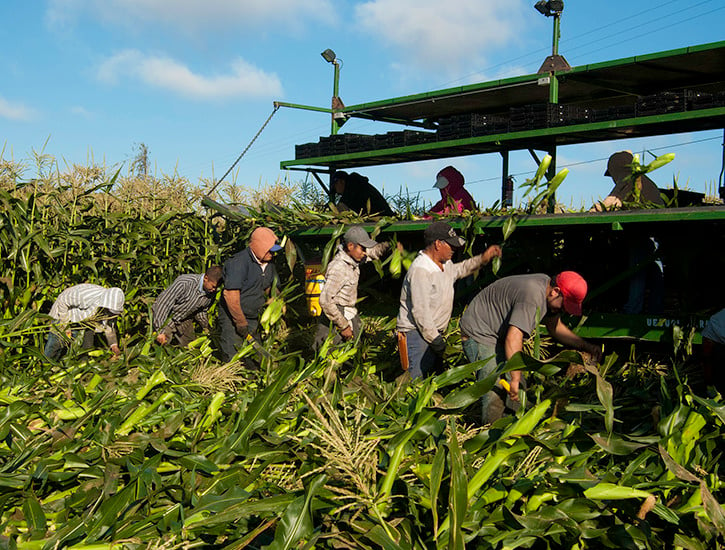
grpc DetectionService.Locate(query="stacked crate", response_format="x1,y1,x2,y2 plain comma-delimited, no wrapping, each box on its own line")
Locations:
591,105,636,122
403,129,437,145
471,114,509,136
635,91,686,117
295,142,320,159
344,133,376,153
547,104,592,127
509,104,548,131
437,114,473,141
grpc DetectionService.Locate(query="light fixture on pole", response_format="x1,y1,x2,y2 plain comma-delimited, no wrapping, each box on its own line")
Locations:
534,0,570,93
321,48,347,134
534,0,569,214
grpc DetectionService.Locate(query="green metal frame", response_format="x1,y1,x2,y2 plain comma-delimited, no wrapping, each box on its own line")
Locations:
282,107,725,169
287,206,725,237
261,42,725,343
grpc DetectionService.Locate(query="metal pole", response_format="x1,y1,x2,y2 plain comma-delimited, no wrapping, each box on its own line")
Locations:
547,147,557,213
549,13,561,105
331,61,341,135
501,151,511,208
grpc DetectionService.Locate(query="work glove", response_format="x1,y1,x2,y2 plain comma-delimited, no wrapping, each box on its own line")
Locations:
430,335,447,356
235,323,249,339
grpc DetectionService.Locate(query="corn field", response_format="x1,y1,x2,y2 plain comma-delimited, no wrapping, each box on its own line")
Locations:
0,157,724,550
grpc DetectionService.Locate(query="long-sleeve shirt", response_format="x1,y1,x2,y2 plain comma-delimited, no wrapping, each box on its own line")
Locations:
48,284,125,347
152,274,215,335
320,242,389,330
397,252,485,343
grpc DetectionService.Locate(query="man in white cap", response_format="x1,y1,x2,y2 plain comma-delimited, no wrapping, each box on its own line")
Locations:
315,225,397,349
219,227,282,362
45,284,125,360
460,271,602,424
397,221,502,378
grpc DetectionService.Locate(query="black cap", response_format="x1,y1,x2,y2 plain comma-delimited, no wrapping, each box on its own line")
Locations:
424,221,466,248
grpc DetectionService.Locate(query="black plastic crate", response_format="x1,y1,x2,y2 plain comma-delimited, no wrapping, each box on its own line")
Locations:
471,114,509,136
509,104,548,131
403,130,437,145
318,135,346,155
386,131,406,147
295,142,319,159
373,134,391,149
685,90,716,110
344,133,376,152
547,104,592,127
591,105,635,122
635,92,685,117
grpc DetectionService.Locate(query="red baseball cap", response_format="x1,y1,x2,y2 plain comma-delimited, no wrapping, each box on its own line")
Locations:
555,271,587,316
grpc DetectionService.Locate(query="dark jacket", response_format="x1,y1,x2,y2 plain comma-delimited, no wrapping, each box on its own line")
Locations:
336,172,395,216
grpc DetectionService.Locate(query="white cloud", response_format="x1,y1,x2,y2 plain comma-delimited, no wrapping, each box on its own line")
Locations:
355,0,528,75
97,50,283,100
70,106,94,118
46,0,336,32
0,96,37,121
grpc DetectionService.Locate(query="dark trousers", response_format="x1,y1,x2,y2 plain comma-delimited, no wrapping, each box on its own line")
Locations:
169,319,196,347
44,329,95,360
218,304,258,362
313,315,362,352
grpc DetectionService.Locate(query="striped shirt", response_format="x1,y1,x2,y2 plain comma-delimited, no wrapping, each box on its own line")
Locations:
152,274,214,334
48,284,124,347
49,284,125,324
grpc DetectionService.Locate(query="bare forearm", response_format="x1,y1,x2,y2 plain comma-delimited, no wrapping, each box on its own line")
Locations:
223,290,247,326
504,325,525,384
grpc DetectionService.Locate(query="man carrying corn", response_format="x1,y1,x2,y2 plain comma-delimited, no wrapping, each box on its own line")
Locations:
152,266,223,347
397,221,502,378
218,227,281,362
459,271,603,424
44,284,125,360
315,225,396,350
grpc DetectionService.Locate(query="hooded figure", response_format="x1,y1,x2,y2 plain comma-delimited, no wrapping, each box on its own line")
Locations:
332,171,395,217
429,166,476,216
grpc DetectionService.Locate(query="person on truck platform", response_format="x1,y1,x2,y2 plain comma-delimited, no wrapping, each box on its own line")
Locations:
332,171,395,217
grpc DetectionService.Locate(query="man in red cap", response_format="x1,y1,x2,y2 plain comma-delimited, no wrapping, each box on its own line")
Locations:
459,271,602,424
219,227,282,362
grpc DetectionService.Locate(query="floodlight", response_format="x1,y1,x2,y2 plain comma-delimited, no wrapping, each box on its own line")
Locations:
321,49,337,63
534,0,564,16
534,1,549,15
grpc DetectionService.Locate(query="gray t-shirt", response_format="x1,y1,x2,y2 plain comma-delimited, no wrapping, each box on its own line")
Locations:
460,273,550,347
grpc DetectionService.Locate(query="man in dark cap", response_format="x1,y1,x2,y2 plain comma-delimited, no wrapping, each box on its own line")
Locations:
332,171,395,217
460,271,602,424
396,221,502,378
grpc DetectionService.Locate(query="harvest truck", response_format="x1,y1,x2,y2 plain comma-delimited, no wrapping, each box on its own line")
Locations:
205,40,725,344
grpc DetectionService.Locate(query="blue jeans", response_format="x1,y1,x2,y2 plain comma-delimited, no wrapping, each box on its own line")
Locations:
462,338,520,424
44,328,94,360
402,330,441,379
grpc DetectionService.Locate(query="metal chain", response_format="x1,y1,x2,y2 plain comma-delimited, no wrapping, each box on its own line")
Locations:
207,104,281,196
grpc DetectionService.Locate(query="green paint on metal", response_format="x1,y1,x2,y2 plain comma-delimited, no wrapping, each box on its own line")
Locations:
575,313,706,343
281,107,725,168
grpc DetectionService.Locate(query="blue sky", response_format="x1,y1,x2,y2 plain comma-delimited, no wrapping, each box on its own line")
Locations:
2,0,724,210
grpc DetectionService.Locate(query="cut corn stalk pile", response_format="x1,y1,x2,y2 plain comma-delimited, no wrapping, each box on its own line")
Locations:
0,160,724,549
